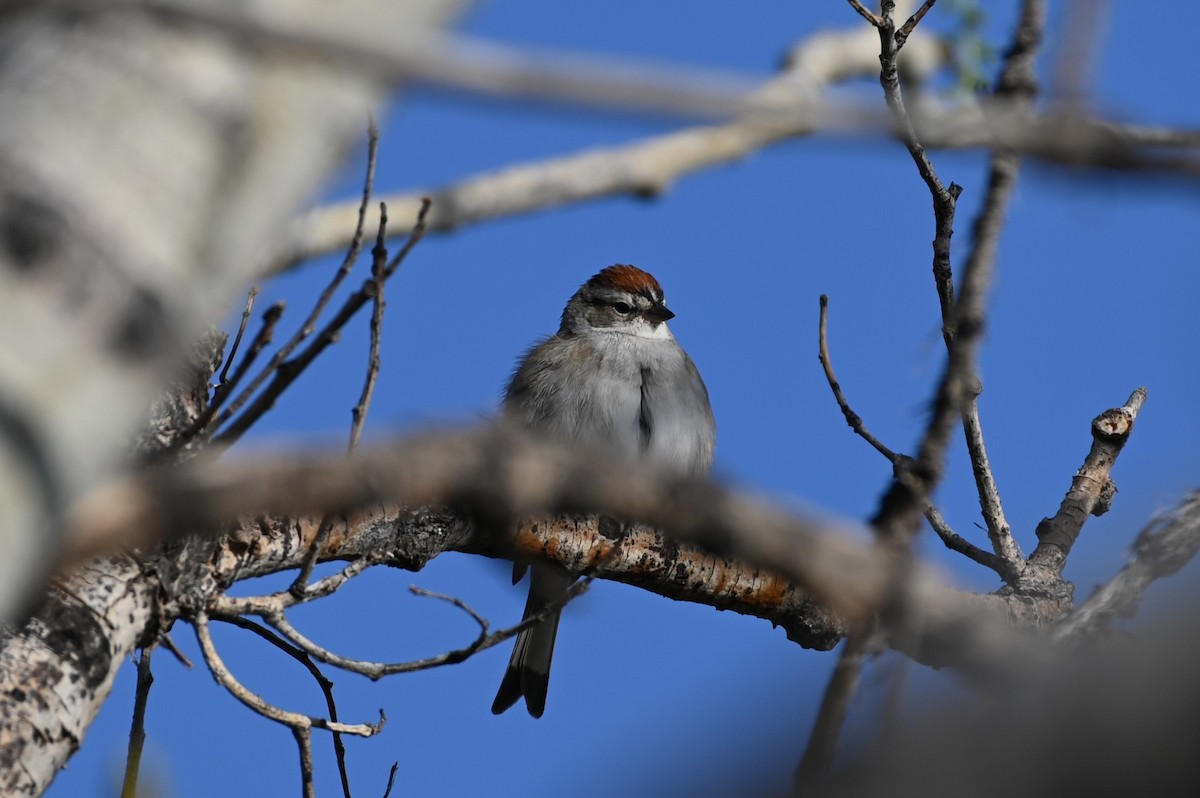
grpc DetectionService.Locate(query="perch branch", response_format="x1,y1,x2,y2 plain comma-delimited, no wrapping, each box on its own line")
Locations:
70,425,1043,677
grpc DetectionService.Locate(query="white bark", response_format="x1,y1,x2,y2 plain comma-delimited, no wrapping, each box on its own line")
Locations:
0,0,464,622
0,556,153,796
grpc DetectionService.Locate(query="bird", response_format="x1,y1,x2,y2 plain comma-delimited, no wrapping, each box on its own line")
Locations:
491,264,715,717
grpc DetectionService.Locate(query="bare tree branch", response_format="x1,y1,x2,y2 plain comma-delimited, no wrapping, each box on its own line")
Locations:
867,0,964,544
215,125,383,436
948,0,1046,578
803,1,957,775
1028,388,1147,577
8,377,1155,794
847,0,882,27
119,645,154,798
896,1,939,48
216,615,354,798
292,726,316,798
817,294,1002,573
213,200,432,451
348,202,390,453
274,26,946,267
218,287,258,388
795,630,878,789
1056,490,1200,640
67,426,1047,673
924,503,1004,573
166,302,285,457
195,611,384,737
818,295,898,464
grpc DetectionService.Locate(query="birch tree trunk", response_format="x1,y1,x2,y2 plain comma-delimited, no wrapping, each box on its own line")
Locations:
0,2,463,792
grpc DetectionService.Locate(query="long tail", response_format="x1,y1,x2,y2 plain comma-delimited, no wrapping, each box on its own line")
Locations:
491,563,571,718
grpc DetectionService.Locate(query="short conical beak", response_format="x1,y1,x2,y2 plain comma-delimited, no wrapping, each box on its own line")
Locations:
645,304,675,324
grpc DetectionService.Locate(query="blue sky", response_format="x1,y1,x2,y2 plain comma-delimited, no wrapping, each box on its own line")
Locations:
49,2,1200,797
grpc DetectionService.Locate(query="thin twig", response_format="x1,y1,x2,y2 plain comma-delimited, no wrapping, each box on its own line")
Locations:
291,203,392,596
289,514,339,598
193,611,383,737
219,286,259,386
794,631,877,788
119,645,154,798
799,1,964,782
348,201,390,453
381,763,400,798
1048,0,1104,105
895,0,938,48
884,5,962,346
159,632,194,668
296,119,383,338
164,301,285,455
946,0,1046,578
292,726,315,798
846,0,881,27
214,199,432,451
213,577,590,680
868,0,964,541
818,295,898,462
409,585,491,630
381,198,433,280
233,554,375,614
818,296,1003,574
207,302,287,422
216,123,382,433
289,557,377,607
924,503,1004,572
218,615,353,798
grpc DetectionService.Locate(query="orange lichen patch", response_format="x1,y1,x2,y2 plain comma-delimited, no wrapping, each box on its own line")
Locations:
589,264,663,298
513,518,554,557
749,572,791,607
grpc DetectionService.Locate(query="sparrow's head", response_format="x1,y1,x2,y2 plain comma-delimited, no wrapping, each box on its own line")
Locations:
560,265,675,339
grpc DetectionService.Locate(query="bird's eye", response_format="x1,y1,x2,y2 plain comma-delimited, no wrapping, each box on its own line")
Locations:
612,301,633,315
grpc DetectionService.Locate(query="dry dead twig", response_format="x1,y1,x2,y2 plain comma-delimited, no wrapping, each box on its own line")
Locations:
213,199,431,451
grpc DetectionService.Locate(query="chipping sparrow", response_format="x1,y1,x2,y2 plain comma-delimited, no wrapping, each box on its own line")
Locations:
491,264,716,717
